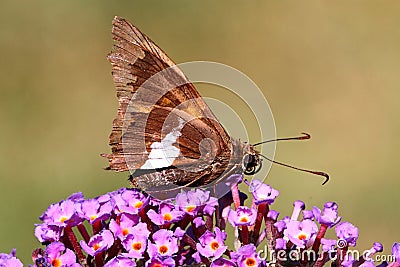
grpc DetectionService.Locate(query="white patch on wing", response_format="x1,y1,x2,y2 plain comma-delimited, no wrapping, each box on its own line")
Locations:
140,119,185,169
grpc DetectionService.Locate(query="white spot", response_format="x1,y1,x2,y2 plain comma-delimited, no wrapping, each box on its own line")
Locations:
140,119,185,169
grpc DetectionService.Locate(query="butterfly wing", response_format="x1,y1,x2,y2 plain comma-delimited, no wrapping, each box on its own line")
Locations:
102,17,236,185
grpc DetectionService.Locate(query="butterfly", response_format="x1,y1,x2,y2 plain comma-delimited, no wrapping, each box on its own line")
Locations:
101,17,327,198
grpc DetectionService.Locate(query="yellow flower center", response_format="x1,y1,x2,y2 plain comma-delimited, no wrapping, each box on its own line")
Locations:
134,201,143,209
59,216,68,223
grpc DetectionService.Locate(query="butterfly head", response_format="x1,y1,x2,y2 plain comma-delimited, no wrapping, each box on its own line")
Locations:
242,146,262,175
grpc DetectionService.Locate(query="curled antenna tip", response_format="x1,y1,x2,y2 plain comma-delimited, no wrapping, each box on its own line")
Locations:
300,132,311,139
319,172,330,185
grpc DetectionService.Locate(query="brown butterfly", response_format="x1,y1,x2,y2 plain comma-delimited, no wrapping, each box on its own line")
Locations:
101,17,327,198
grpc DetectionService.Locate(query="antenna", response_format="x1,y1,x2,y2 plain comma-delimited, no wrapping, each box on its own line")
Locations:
253,132,311,146
259,154,329,185
253,132,329,185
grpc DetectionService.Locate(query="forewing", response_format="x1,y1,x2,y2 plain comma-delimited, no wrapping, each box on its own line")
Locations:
102,17,231,172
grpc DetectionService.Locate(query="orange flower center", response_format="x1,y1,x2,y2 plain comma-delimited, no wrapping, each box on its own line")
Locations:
298,233,307,240
132,242,142,251
122,228,129,236
134,201,143,209
210,241,220,251
185,206,196,212
245,257,256,267
240,216,249,223
153,264,162,267
52,258,62,267
90,215,97,221
163,213,173,221
92,243,101,251
159,245,169,254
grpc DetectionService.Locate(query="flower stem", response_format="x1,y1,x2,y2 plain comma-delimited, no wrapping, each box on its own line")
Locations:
314,251,329,267
64,225,87,266
253,203,268,242
336,246,348,267
77,224,90,243
92,220,102,235
95,252,103,267
241,226,249,245
231,183,240,210
182,233,197,250
312,224,328,253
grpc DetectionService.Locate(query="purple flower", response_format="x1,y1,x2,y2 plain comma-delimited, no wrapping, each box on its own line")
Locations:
35,224,62,243
104,256,136,267
45,242,78,267
211,258,236,267
145,256,175,267
77,198,113,224
173,227,185,239
342,254,356,267
321,238,337,252
284,219,318,248
335,222,358,247
147,201,185,225
274,216,290,233
80,229,114,256
291,200,305,220
392,242,400,262
109,214,141,241
248,180,279,205
67,192,85,202
364,242,383,259
228,206,257,227
232,243,263,267
302,210,314,220
275,238,287,250
147,229,179,257
196,227,227,259
122,233,148,259
39,193,83,224
41,199,77,226
176,189,217,216
313,202,341,227
266,210,279,221
113,188,148,215
359,260,377,267
193,217,205,227
0,249,23,267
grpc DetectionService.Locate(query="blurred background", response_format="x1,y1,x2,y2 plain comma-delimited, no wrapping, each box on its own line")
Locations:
1,0,399,263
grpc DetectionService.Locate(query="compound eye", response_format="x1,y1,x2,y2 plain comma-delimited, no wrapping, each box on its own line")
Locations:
243,154,258,175
243,154,253,167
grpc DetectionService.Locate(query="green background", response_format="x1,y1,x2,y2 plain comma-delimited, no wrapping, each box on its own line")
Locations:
1,0,399,264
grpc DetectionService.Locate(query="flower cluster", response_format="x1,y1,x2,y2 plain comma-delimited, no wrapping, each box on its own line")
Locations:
0,249,23,267
4,176,400,267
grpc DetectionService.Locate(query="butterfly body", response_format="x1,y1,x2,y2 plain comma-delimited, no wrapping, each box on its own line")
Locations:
102,17,261,195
